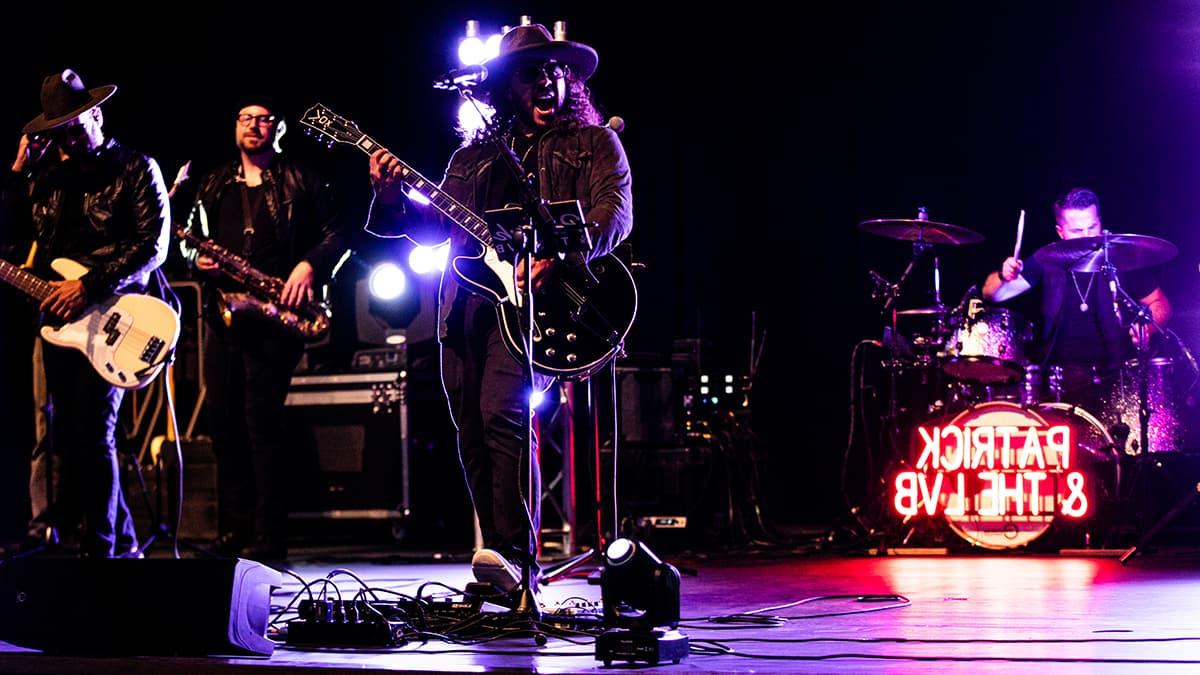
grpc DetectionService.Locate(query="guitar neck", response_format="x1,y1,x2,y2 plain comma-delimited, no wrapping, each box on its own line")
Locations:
0,258,52,303
349,133,494,247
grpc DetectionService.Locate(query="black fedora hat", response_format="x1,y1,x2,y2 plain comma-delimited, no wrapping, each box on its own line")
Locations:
22,69,116,135
483,24,598,84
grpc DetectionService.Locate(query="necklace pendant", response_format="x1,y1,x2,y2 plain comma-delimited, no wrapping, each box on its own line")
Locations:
1080,302,1089,312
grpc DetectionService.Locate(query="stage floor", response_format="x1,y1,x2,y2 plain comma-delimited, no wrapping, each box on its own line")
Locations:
3,548,1200,673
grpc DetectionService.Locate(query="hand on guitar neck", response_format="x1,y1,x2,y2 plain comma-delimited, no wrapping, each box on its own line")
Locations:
369,148,407,204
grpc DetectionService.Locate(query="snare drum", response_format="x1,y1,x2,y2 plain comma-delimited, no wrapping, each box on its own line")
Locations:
943,303,1031,384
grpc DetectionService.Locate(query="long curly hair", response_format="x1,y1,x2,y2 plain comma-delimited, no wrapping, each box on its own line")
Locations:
459,70,602,145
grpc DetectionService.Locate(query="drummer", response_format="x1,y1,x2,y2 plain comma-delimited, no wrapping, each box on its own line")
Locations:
981,187,1172,396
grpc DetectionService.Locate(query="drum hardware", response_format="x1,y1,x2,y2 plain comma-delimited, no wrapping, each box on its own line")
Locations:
847,219,1200,552
860,208,983,412
833,210,983,547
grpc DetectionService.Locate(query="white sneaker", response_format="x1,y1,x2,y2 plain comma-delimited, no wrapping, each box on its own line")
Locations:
471,548,521,594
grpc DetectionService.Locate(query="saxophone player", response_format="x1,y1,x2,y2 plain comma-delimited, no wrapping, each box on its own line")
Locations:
185,96,346,561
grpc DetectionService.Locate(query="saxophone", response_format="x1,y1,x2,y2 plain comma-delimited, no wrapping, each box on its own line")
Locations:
175,227,331,341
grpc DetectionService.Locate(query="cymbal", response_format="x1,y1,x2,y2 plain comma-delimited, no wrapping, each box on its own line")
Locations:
896,305,947,316
859,218,985,245
1032,233,1177,272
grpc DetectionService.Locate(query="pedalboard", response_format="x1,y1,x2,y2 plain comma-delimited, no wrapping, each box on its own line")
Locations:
286,594,484,648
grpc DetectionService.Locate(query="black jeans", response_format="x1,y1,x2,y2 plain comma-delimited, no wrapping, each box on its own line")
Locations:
42,345,136,557
442,295,546,565
204,318,303,551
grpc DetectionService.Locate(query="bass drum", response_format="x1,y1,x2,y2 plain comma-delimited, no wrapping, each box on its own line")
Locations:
942,401,1116,550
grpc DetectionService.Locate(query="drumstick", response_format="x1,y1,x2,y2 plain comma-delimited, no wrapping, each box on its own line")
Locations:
1013,209,1025,260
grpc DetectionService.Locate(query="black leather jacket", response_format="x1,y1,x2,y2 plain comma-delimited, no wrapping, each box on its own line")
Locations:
3,138,170,299
186,155,345,283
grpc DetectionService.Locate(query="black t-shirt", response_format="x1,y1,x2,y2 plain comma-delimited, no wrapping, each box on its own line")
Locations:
1018,256,1158,369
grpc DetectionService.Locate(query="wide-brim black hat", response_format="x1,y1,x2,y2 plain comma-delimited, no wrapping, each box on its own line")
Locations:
22,69,116,135
482,24,598,87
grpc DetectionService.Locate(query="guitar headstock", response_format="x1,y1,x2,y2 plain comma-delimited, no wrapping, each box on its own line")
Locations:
300,103,364,149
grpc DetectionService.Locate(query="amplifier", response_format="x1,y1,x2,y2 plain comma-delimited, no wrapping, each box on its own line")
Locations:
284,371,409,524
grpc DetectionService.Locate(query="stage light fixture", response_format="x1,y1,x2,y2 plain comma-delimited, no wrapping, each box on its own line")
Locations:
597,538,688,666
601,538,681,629
485,33,503,60
368,263,407,301
458,20,485,65
408,241,450,275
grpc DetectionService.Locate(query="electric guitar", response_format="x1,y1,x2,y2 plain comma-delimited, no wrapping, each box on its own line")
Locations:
2,257,180,389
300,103,636,379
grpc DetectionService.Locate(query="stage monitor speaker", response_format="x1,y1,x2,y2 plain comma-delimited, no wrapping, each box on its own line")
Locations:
0,558,280,656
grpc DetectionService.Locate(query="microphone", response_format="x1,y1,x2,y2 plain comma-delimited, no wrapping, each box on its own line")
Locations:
604,116,625,133
867,270,892,299
432,65,488,90
953,284,979,316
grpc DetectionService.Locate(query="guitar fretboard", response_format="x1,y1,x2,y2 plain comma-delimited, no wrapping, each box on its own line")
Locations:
351,134,494,248
0,259,52,302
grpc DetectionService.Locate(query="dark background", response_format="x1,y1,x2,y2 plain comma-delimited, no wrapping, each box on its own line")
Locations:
3,1,1200,535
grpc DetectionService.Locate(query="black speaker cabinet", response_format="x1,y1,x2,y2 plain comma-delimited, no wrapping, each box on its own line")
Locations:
0,558,280,656
284,371,410,523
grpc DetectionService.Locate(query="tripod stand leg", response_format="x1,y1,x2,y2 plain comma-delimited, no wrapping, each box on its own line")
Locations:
1120,481,1200,564
541,548,600,584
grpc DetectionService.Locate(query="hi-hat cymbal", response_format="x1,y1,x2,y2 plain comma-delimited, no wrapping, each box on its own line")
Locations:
859,218,985,245
1032,233,1177,272
896,304,947,316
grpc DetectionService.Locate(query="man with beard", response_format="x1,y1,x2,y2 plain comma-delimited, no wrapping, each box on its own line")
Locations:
368,24,633,596
186,97,345,561
5,69,169,558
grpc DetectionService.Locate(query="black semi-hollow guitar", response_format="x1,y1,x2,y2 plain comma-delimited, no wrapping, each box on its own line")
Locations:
300,103,636,379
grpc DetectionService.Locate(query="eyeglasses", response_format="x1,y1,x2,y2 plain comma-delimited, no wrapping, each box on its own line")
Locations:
514,61,569,84
236,113,278,126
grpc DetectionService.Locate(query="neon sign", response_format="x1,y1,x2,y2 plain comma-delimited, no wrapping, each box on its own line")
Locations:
892,402,1092,549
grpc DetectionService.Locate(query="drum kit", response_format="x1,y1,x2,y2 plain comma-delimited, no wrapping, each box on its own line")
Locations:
854,209,1195,549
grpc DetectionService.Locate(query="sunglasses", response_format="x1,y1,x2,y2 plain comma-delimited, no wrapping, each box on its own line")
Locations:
514,61,569,84
45,123,87,140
